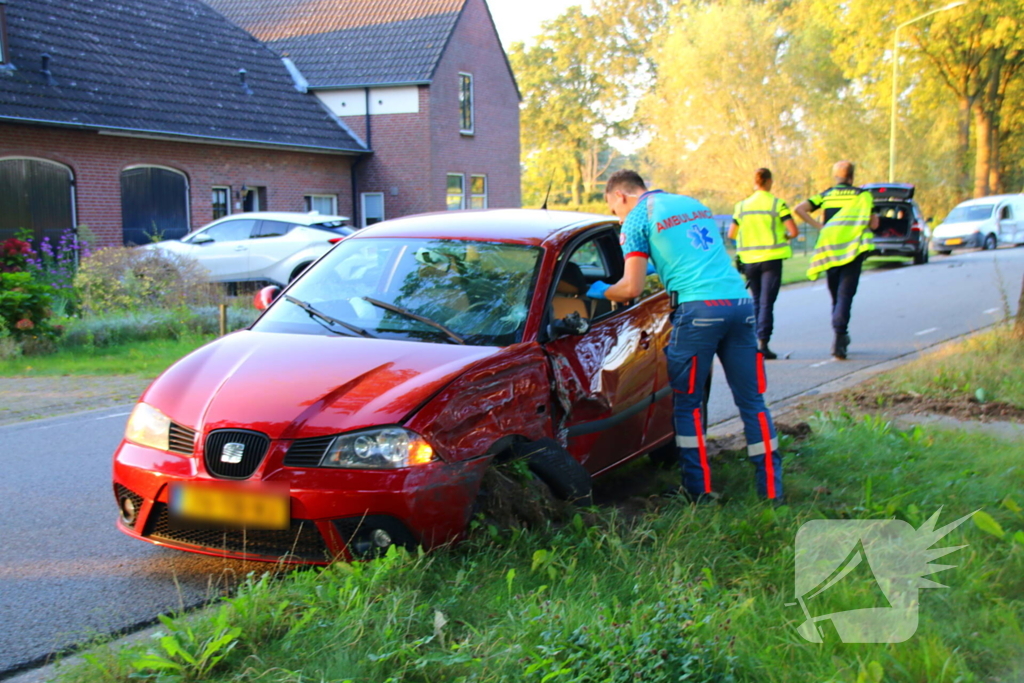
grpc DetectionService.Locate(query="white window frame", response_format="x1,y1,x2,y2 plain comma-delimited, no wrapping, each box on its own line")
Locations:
360,192,385,227
458,73,474,135
305,194,338,215
212,185,231,219
446,174,465,211
469,174,487,210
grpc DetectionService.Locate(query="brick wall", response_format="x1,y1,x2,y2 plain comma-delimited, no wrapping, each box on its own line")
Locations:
339,87,433,224
429,0,521,210
0,122,356,246
336,0,521,222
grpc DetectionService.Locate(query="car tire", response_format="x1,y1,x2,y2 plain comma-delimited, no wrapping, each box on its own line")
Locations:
983,234,997,251
937,250,952,256
512,439,593,506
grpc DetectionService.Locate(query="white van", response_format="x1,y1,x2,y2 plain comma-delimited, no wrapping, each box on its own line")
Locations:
932,194,1024,254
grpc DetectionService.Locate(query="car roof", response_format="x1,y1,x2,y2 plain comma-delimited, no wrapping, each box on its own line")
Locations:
953,194,1024,207
212,212,350,225
349,208,618,246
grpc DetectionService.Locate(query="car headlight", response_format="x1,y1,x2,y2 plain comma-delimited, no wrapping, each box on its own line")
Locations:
125,402,171,451
320,427,434,469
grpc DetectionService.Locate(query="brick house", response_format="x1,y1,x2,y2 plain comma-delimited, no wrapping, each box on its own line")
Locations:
0,0,520,246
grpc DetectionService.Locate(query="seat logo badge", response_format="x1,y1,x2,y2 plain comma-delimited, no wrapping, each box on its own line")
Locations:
221,442,245,464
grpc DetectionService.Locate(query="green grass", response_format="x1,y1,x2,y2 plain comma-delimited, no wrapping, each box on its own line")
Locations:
0,333,216,378
59,416,1024,683
874,325,1024,409
780,253,913,286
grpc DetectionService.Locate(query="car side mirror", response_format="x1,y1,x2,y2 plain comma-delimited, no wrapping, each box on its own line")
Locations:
253,285,281,311
193,234,214,245
549,311,590,337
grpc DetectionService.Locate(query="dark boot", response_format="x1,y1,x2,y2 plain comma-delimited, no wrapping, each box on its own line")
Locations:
758,339,778,360
832,333,850,360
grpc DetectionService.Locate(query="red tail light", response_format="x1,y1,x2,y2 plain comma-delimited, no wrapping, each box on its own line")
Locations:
328,237,344,244
911,223,922,232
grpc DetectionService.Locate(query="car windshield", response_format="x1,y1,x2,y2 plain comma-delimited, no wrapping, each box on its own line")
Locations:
253,237,541,346
944,204,993,223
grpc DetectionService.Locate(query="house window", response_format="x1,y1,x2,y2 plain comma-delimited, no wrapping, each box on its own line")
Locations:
361,192,384,227
212,186,230,220
242,186,266,212
459,73,474,134
469,175,487,209
305,194,337,215
446,174,465,210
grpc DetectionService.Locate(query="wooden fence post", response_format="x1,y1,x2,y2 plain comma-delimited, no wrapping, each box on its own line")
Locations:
219,303,228,337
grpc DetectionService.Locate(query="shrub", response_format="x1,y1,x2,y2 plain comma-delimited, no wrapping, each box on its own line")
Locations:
74,247,215,314
58,306,259,348
1,235,33,273
0,319,22,361
0,271,57,343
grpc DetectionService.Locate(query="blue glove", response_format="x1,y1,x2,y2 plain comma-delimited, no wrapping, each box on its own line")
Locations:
646,262,657,275
586,280,611,299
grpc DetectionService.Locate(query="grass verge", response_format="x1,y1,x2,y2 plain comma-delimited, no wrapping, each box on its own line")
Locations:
0,333,215,377
864,324,1024,409
57,416,1023,683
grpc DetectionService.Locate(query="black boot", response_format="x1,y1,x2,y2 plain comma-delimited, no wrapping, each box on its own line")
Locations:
832,333,850,360
758,339,777,360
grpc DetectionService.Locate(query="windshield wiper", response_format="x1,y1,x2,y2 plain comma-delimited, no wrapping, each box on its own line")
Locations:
361,296,465,345
284,295,376,339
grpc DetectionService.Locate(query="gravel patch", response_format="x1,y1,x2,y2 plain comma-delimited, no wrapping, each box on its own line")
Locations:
0,376,151,426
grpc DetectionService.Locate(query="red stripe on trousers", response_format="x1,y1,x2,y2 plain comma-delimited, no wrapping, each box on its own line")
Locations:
694,409,711,493
758,411,777,499
756,352,766,393
688,355,698,394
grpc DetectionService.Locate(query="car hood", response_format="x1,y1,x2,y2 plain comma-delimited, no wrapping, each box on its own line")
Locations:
934,220,986,238
142,330,500,439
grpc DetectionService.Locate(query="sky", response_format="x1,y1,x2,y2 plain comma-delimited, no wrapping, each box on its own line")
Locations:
487,0,588,49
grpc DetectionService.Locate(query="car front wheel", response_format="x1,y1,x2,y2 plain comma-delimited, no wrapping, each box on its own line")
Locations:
983,234,997,250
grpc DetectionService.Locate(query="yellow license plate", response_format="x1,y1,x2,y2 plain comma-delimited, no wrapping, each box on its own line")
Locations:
170,485,289,529
946,238,963,245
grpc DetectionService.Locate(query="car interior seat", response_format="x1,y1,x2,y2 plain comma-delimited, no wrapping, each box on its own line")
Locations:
551,261,590,320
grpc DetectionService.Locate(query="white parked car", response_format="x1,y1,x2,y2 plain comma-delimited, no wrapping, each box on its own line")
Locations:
932,195,1024,254
147,212,354,285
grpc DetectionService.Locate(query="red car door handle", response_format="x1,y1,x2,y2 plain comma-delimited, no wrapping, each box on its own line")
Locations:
639,331,651,350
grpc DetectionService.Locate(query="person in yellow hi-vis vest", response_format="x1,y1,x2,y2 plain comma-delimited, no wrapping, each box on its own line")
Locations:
794,161,879,360
728,168,799,360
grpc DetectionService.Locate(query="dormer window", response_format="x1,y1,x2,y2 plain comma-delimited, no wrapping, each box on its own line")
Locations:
459,73,473,135
0,0,9,65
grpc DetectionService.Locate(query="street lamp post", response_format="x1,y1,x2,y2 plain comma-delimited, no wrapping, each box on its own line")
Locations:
888,1,966,182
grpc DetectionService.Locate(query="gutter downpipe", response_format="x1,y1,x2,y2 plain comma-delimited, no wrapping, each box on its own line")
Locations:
350,87,373,228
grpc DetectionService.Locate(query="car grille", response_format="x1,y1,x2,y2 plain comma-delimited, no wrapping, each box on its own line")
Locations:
283,435,335,467
204,429,269,479
146,503,331,561
168,423,197,455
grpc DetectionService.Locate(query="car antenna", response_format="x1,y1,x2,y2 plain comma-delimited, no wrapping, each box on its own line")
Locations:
540,180,553,210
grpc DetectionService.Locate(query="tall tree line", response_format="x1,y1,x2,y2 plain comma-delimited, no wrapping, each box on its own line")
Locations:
509,0,1024,218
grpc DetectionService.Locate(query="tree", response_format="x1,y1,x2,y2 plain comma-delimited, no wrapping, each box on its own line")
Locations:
639,0,807,208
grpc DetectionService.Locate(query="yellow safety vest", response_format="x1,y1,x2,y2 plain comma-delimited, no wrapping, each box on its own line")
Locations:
807,190,875,281
733,191,793,264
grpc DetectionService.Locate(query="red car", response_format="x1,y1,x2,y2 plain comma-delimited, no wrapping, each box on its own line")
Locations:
113,209,676,563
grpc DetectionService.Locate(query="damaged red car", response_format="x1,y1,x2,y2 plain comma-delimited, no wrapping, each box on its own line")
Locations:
112,209,677,563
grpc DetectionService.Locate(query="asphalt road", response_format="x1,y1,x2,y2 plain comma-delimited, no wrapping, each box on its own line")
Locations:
1,246,1022,677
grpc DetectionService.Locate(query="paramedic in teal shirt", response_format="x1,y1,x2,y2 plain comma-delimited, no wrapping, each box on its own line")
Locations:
588,170,782,503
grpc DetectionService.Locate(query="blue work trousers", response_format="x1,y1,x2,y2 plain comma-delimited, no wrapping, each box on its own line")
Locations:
665,299,782,500
826,253,865,336
743,259,783,342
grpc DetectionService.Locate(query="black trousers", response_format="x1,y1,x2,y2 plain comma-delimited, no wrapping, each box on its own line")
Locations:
743,259,783,342
826,252,866,336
